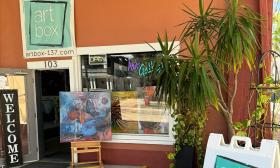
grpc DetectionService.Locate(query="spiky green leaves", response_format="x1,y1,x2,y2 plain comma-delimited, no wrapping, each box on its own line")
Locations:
216,0,260,72
151,32,220,114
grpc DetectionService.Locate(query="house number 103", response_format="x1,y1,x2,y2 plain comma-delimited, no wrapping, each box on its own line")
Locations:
44,60,58,68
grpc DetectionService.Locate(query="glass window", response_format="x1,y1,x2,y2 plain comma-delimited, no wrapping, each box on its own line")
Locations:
81,52,169,135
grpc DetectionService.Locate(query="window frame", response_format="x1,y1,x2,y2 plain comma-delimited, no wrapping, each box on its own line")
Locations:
75,42,179,145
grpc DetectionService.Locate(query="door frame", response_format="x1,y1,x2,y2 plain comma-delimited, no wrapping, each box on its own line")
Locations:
27,59,76,159
27,59,76,91
0,68,38,164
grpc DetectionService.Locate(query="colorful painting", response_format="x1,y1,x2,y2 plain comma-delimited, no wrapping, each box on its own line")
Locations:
60,91,111,142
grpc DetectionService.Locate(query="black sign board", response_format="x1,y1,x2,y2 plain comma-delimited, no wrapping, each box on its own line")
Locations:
0,90,23,167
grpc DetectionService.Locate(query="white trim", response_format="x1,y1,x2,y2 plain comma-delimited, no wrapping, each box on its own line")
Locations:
75,42,179,145
30,70,40,162
77,42,180,55
27,59,76,91
72,56,82,91
26,59,76,160
108,131,175,145
0,69,39,163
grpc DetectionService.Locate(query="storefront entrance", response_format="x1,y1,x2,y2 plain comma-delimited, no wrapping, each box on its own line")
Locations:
35,69,70,162
0,68,38,165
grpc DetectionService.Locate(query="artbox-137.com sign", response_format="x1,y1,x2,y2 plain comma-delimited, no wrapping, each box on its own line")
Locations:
19,0,76,58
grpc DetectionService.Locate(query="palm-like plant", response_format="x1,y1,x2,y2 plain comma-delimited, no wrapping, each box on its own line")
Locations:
181,0,259,140
150,0,260,166
214,0,260,139
150,32,222,166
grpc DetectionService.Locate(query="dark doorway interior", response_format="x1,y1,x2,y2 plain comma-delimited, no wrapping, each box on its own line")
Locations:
35,69,70,162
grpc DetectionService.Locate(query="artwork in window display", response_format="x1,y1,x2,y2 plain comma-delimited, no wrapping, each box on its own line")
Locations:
139,86,169,134
111,87,169,134
81,52,170,135
108,53,169,134
111,91,137,133
60,91,112,142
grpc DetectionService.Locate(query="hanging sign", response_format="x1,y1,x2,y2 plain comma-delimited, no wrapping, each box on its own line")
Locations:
88,55,107,65
19,0,76,58
0,90,23,167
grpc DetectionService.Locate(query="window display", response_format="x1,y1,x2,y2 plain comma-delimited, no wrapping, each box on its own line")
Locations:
81,52,169,135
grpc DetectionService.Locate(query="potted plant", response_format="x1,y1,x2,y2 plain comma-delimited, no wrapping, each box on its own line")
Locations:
149,0,260,167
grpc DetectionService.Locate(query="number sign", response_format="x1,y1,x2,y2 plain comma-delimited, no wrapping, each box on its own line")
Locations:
44,61,58,68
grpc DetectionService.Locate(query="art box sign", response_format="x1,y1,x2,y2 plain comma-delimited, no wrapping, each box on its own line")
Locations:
0,90,23,167
19,0,76,58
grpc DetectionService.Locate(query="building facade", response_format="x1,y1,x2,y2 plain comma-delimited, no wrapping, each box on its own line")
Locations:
0,0,271,167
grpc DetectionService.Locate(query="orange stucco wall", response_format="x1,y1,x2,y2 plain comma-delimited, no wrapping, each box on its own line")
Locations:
0,0,262,167
0,0,227,68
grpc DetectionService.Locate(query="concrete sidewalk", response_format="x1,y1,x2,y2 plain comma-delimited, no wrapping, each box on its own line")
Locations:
19,161,145,168
104,166,143,168
69,166,143,168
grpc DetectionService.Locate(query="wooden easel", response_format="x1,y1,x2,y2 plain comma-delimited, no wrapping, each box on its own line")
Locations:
70,141,103,168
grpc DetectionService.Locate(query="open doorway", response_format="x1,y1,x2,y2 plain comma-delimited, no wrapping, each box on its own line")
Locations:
35,69,70,162
0,68,38,165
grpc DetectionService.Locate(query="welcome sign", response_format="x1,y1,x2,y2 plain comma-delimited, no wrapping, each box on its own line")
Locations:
0,90,23,167
19,0,76,58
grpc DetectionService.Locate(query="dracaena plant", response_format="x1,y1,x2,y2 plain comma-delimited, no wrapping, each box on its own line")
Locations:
149,33,224,167
180,0,260,139
149,0,260,167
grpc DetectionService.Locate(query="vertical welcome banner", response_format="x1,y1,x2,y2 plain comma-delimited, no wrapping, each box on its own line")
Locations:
0,90,23,167
19,0,76,58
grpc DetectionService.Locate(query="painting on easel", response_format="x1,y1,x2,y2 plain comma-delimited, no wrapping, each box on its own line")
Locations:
59,91,112,142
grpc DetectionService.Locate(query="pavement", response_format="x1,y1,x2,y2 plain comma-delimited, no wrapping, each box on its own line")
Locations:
19,161,145,168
